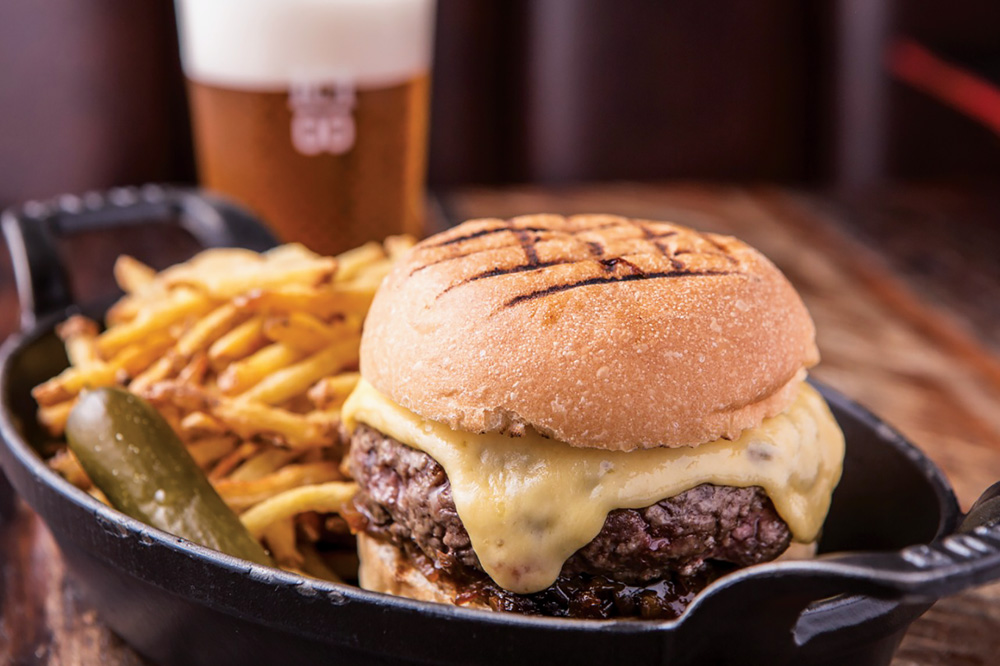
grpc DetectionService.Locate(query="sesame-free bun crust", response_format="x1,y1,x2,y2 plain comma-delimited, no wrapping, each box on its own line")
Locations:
361,214,819,450
357,534,490,610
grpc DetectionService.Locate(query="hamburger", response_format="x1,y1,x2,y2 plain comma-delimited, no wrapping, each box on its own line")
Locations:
342,214,844,619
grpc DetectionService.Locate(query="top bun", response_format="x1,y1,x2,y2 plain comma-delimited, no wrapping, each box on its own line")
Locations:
360,214,819,450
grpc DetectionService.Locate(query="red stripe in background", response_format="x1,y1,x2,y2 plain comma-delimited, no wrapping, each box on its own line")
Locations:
887,37,1000,137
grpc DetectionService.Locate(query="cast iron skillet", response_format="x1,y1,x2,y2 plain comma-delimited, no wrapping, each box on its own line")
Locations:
2,186,1000,666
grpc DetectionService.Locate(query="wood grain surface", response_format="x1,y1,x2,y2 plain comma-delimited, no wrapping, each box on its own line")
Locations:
2,184,999,665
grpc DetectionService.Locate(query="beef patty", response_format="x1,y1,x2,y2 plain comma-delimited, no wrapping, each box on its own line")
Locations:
347,424,792,617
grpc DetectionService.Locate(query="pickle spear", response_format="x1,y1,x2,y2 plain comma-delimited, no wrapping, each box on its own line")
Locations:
66,387,272,566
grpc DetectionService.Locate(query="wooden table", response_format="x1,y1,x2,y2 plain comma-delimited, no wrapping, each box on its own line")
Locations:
2,184,999,665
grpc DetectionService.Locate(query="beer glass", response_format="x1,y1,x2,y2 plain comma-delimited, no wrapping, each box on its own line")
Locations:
174,0,435,255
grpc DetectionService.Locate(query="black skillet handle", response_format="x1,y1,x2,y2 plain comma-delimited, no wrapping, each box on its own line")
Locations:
790,480,1000,602
0,186,275,521
677,481,1000,662
1,185,278,330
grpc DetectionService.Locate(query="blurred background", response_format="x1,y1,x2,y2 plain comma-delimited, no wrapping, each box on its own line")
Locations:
1,0,998,343
0,0,998,203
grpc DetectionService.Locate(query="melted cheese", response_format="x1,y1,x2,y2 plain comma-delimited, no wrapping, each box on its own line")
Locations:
343,380,844,594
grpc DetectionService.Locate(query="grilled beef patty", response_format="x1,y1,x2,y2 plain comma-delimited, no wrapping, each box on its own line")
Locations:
347,424,792,617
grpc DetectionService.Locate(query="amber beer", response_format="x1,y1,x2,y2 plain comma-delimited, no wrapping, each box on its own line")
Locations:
175,0,435,255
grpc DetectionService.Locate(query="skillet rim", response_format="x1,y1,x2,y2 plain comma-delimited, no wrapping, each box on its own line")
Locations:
0,302,961,638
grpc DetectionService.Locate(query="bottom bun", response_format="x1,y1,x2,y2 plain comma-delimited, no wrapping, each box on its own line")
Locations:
357,533,490,610
357,533,817,614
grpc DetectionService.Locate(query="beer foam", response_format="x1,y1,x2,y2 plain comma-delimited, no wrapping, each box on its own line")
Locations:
176,0,435,90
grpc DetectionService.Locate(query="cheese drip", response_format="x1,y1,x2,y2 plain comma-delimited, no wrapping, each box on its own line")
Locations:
343,380,844,594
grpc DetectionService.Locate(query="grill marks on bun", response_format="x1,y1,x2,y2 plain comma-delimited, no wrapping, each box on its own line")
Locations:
362,214,819,450
413,216,751,311
503,268,742,308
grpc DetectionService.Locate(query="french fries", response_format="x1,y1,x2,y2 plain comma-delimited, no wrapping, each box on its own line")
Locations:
333,242,385,282
212,399,339,449
235,338,360,406
97,287,213,357
263,518,302,567
217,343,303,395
33,236,414,581
237,284,376,320
113,255,157,293
58,316,102,368
262,312,359,354
175,303,244,358
240,481,358,539
187,436,238,467
307,372,360,410
38,400,75,434
299,540,345,582
215,461,345,512
208,316,267,369
160,245,338,299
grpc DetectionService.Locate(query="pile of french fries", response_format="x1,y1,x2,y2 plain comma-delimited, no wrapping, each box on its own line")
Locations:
32,238,415,581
